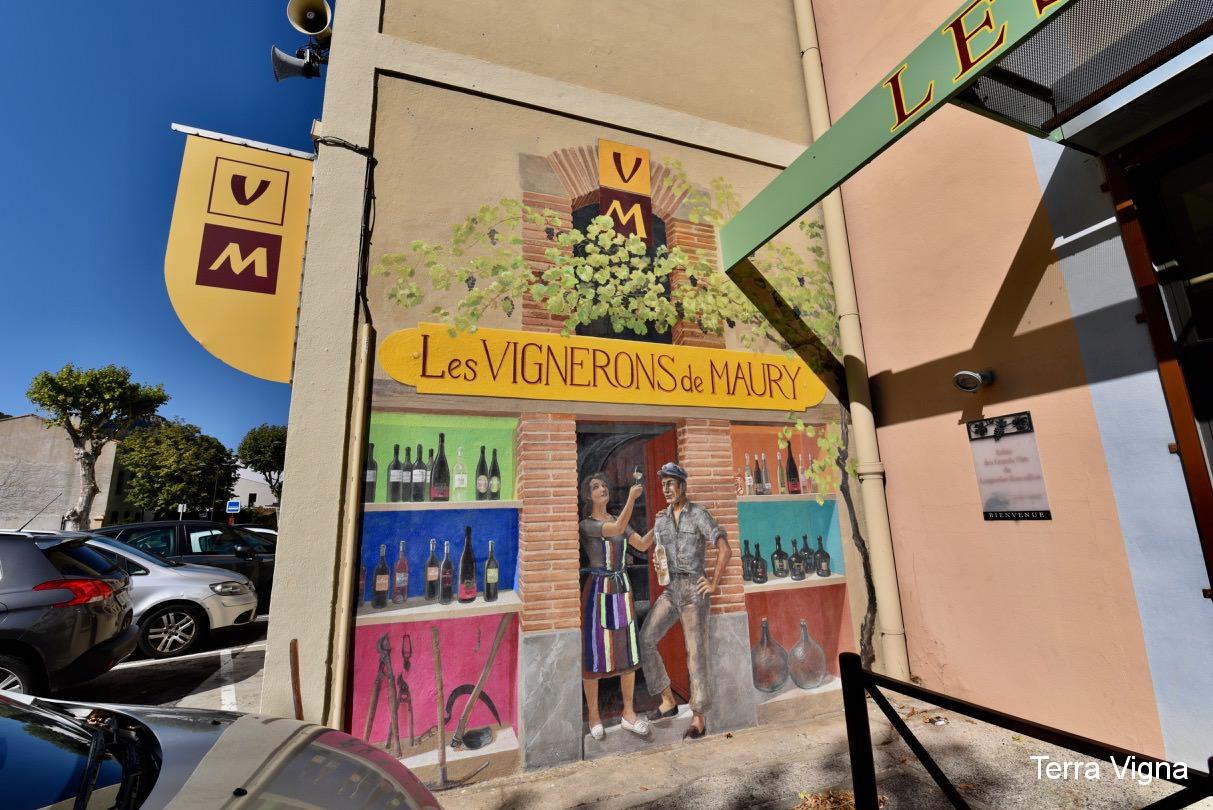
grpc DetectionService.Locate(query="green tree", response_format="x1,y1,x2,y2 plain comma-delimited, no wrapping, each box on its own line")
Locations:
237,423,286,501
118,420,238,518
26,364,168,530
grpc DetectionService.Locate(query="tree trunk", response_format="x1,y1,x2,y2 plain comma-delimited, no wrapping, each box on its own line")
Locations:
836,416,877,670
64,448,99,531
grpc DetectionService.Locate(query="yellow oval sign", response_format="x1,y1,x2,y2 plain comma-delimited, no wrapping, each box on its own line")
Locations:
380,324,827,412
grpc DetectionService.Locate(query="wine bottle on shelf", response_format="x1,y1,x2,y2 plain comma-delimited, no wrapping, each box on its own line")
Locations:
752,452,763,496
734,467,744,497
452,446,469,501
372,545,390,609
401,446,414,503
741,539,753,581
815,536,831,577
750,616,789,693
358,564,366,606
751,542,768,584
392,539,408,604
363,443,378,503
760,452,772,495
457,527,477,603
424,538,440,601
771,535,790,578
484,540,499,602
430,433,450,502
776,451,788,494
743,452,754,496
425,449,435,501
789,537,807,581
488,449,502,500
387,444,404,503
439,540,454,604
787,449,801,495
798,453,808,492
475,445,489,501
800,534,810,571
412,444,427,502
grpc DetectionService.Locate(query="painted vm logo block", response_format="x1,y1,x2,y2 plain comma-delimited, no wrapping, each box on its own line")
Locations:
207,157,290,226
196,223,281,295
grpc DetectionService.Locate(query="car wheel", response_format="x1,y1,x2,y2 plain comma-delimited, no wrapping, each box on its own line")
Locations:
139,605,208,658
0,653,42,695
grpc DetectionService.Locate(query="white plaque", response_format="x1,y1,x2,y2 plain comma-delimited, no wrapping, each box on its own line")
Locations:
967,412,1051,520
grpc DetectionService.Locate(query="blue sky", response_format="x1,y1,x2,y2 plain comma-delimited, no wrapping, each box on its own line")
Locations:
0,3,325,449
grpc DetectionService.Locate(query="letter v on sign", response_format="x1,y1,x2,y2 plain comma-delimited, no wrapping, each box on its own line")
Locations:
718,0,1079,272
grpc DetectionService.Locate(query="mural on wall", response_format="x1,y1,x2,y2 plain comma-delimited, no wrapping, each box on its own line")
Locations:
352,113,850,787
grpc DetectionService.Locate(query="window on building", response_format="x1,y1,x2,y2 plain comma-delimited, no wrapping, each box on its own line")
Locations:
248,493,257,507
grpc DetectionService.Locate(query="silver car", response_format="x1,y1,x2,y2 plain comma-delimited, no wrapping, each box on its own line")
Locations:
86,536,257,659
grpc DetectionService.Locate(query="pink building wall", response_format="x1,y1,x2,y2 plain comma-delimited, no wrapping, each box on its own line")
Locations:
813,0,1166,755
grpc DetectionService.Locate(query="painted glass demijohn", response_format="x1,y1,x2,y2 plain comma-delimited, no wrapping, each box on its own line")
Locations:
750,617,789,692
789,619,828,689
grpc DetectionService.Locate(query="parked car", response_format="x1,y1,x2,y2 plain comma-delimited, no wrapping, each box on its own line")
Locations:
92,521,275,611
0,690,440,810
239,525,278,542
85,536,258,658
0,532,138,695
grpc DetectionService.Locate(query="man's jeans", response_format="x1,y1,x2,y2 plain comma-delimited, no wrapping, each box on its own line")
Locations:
639,574,711,713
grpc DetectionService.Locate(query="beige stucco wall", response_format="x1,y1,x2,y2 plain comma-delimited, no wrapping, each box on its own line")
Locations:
0,415,120,531
812,0,1165,755
381,0,812,144
367,76,820,363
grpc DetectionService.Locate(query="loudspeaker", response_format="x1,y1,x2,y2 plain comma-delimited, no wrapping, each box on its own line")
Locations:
286,0,332,42
271,46,321,81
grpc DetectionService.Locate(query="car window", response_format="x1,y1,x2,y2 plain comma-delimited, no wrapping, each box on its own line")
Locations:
186,526,247,555
125,527,176,558
89,545,149,576
41,541,122,578
234,528,275,553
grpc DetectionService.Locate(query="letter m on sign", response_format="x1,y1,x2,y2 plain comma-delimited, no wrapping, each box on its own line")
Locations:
195,223,282,295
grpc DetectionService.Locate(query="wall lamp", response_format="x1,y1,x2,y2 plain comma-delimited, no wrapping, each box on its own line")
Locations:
952,370,994,393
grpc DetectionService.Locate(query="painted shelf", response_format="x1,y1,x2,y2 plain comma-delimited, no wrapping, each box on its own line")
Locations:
744,572,846,594
400,726,519,770
759,676,841,706
737,492,838,503
363,500,521,512
355,590,521,626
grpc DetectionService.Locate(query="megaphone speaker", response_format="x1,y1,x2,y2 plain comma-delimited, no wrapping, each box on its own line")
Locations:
286,0,332,40
271,45,321,81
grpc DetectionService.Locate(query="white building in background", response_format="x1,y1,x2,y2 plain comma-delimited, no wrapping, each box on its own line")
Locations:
235,466,278,511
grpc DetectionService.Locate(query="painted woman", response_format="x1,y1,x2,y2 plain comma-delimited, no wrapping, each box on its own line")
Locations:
579,472,653,740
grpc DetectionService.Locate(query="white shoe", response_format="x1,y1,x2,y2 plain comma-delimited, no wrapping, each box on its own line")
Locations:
620,716,650,736
589,723,604,741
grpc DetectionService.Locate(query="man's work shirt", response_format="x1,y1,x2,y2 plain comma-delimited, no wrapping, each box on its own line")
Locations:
652,501,726,578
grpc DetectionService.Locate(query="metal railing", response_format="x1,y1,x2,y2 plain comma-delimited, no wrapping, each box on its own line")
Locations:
840,652,1211,809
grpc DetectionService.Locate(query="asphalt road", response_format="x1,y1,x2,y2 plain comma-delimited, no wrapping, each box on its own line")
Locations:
57,618,268,709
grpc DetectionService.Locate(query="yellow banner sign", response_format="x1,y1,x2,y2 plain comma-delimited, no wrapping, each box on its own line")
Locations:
380,324,827,411
164,134,312,382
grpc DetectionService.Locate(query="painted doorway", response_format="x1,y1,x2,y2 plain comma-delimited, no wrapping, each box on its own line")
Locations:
575,423,685,726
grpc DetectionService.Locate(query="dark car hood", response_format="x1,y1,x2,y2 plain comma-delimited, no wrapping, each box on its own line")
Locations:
36,699,440,810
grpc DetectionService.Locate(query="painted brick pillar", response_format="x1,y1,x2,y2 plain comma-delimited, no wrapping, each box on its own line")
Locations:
514,411,583,767
520,190,572,334
675,419,744,616
667,218,727,349
515,413,581,632
673,417,757,733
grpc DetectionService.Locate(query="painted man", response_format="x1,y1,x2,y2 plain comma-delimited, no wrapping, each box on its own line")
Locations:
638,461,732,739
